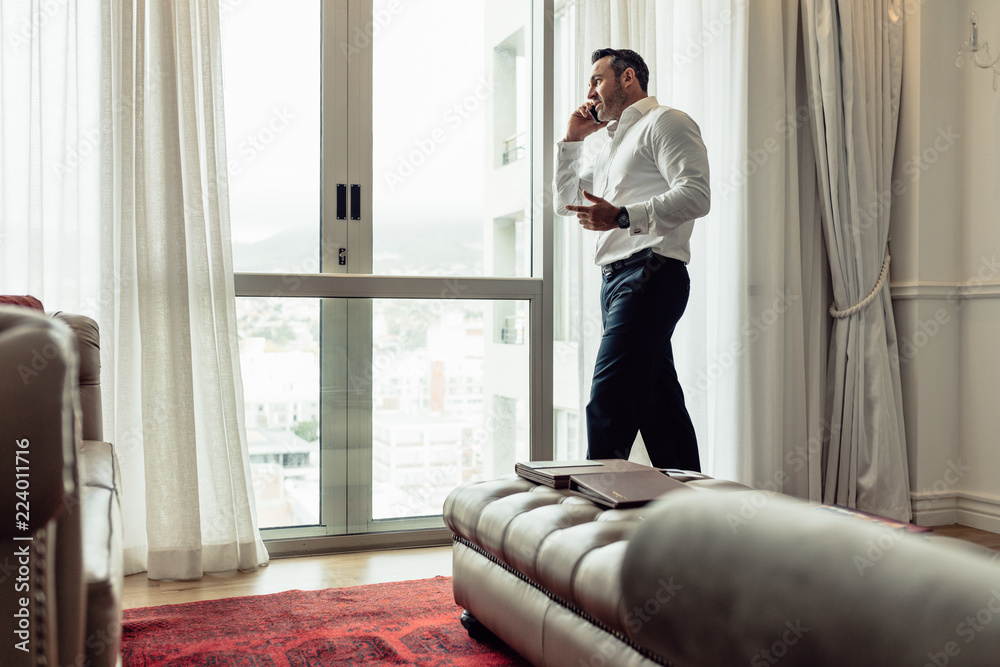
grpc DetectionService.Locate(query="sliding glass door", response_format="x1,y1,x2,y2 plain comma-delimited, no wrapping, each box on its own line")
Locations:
222,0,547,542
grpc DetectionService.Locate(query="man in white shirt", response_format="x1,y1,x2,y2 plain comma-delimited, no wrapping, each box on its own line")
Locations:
554,48,710,470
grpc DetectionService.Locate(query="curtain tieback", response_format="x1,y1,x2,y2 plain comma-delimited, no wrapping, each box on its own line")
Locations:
829,251,891,319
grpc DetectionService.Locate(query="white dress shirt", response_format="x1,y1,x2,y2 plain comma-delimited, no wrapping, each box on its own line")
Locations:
554,96,711,266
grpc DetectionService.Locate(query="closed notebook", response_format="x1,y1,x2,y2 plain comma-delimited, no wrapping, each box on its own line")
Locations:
569,469,691,508
515,459,654,488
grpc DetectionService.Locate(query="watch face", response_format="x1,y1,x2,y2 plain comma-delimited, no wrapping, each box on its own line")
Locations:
617,208,629,228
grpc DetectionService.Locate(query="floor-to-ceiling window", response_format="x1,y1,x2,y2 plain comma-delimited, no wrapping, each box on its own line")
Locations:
221,0,545,544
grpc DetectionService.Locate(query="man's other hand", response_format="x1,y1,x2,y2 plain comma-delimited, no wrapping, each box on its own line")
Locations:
565,191,620,231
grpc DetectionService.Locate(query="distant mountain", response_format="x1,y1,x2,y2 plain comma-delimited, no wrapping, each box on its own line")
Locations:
233,220,485,276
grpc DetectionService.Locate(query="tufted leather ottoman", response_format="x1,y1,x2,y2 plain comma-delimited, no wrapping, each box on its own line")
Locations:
443,472,751,666
445,471,1000,667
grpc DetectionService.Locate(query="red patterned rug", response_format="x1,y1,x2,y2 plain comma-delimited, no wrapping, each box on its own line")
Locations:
121,576,528,666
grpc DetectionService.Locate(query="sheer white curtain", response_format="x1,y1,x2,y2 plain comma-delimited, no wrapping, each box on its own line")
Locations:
100,0,268,577
0,0,103,314
561,0,828,498
802,0,911,521
738,0,829,499
1,0,266,579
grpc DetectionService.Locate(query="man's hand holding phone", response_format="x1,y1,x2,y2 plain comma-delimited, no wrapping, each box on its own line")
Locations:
563,102,606,143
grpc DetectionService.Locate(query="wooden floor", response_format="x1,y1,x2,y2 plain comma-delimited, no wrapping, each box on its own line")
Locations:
123,524,1000,610
926,523,1000,552
122,545,453,610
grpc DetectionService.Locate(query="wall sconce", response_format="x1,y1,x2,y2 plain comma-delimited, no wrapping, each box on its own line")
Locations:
957,11,1000,90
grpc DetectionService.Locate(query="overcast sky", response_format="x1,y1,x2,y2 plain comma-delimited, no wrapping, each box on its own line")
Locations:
221,0,492,271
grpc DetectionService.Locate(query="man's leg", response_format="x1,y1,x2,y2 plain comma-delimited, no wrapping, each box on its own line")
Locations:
586,255,694,462
637,338,700,470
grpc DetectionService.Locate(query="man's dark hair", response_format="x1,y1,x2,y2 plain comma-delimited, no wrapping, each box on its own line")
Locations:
591,48,649,92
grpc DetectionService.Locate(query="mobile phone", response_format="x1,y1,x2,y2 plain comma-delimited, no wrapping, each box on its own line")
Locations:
589,105,602,123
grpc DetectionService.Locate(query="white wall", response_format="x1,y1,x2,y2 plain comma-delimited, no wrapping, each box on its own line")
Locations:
956,0,1000,531
893,0,1000,531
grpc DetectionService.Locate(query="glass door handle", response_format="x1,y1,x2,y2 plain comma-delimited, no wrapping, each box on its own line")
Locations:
337,184,347,220
351,184,361,220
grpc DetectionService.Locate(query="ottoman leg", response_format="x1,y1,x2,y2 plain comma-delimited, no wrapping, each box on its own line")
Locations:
460,609,497,641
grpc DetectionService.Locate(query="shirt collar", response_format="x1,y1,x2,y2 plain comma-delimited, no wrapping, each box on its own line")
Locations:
605,96,659,139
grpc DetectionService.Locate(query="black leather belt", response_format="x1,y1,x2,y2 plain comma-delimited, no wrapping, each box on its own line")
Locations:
601,248,668,278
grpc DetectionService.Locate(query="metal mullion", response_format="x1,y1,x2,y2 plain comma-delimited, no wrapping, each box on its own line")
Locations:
347,0,374,533
346,295,373,533
531,0,555,461
320,0,351,537
235,273,543,300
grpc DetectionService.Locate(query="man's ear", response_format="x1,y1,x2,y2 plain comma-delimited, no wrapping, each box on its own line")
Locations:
622,67,636,89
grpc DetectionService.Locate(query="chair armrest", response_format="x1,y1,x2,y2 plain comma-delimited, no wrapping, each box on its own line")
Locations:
52,313,103,441
80,440,123,667
0,308,78,537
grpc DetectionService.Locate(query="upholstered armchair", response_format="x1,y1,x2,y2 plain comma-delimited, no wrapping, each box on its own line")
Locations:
0,306,123,667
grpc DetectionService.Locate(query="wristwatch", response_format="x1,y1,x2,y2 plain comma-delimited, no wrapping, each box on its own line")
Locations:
616,206,630,229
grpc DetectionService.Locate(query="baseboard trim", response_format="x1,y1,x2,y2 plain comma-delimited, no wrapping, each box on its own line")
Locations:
911,492,958,527
912,490,1000,533
956,492,1000,534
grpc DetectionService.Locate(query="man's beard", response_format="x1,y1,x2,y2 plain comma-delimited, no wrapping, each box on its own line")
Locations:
602,78,629,120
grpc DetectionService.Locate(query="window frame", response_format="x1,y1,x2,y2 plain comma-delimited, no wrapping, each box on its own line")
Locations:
231,0,556,555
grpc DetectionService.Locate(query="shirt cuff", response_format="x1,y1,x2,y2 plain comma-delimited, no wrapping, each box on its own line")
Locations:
557,141,585,159
626,203,650,236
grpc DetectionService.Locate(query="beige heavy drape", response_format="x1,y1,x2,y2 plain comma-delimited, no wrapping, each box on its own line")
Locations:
802,0,911,521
